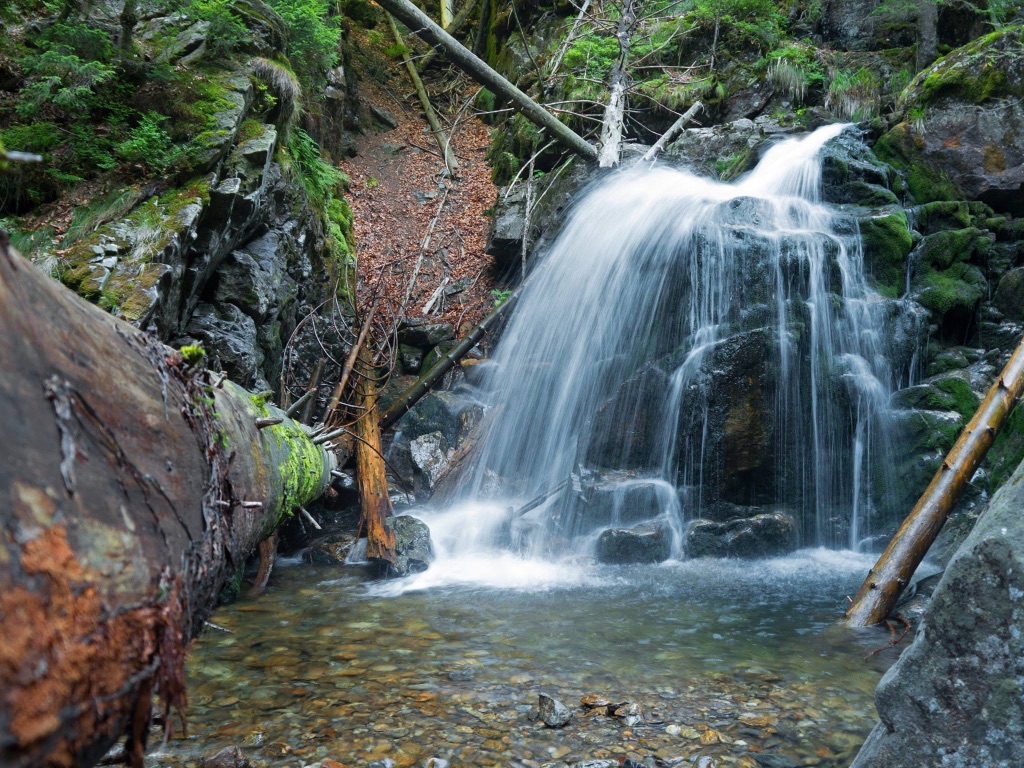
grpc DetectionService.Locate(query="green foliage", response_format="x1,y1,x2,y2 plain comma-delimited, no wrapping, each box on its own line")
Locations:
1,122,62,155
761,43,826,102
117,111,181,173
189,0,251,57
15,21,116,118
825,67,882,120
180,344,207,365
491,288,512,306
286,127,346,209
267,0,340,96
342,0,379,28
486,114,543,185
684,0,785,50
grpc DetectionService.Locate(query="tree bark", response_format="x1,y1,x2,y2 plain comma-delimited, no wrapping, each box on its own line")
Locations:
380,286,522,431
417,0,480,72
354,346,397,564
641,101,703,162
374,0,599,162
846,336,1024,626
387,13,459,174
597,0,636,168
0,238,334,768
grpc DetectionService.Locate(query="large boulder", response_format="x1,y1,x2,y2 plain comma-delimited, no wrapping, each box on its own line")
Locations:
384,515,434,577
595,521,673,565
876,26,1024,214
850,456,1024,768
686,512,797,559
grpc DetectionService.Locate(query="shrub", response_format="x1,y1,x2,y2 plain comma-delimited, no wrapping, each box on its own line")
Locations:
267,0,340,96
15,22,116,117
117,111,181,172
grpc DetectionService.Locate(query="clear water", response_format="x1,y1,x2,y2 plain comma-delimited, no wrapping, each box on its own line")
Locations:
158,551,896,768
445,124,910,559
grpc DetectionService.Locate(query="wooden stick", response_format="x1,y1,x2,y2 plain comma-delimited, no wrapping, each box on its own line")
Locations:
387,12,460,174
354,345,397,563
846,336,1024,626
641,100,703,162
323,299,377,426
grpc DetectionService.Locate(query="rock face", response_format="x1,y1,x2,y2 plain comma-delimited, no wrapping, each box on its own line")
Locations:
595,521,673,565
686,513,797,559
877,26,1024,215
850,457,1024,768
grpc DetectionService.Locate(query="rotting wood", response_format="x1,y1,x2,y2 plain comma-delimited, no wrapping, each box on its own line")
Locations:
641,100,703,162
354,346,397,564
375,0,599,162
380,285,523,431
846,336,1024,626
0,236,335,768
597,0,637,167
387,12,460,174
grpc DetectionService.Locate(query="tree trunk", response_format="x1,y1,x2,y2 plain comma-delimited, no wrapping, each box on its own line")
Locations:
417,0,481,72
374,0,598,162
387,13,459,173
846,336,1024,626
597,0,636,168
354,346,397,564
916,0,939,71
0,238,335,768
380,286,522,431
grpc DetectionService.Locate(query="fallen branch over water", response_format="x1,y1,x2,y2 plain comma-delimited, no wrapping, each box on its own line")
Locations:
846,335,1024,626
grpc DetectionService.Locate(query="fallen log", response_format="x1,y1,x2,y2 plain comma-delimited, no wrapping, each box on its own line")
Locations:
597,0,636,168
353,346,397,563
387,12,459,173
417,0,479,72
380,286,522,431
374,0,599,162
641,101,703,162
846,336,1024,626
0,236,335,768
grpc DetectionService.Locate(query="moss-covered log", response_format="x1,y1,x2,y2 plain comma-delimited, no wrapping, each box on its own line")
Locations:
0,236,335,768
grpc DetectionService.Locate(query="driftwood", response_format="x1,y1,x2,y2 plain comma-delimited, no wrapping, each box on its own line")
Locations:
641,100,703,162
597,0,637,168
354,346,397,563
374,0,598,162
387,13,459,173
380,286,522,431
0,237,334,767
846,337,1024,626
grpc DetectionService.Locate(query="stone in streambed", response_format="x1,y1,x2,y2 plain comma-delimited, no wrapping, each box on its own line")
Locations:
199,746,250,768
538,692,572,727
686,512,796,559
596,521,672,564
381,515,434,578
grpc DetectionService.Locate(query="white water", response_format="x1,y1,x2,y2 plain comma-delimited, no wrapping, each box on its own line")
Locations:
402,125,913,589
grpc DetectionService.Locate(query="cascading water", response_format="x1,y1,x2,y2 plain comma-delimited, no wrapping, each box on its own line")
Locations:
405,124,913,585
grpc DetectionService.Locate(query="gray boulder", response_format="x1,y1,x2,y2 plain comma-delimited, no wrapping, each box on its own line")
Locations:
184,302,264,388
850,457,1024,768
686,512,796,559
596,521,672,565
537,693,572,728
383,515,434,578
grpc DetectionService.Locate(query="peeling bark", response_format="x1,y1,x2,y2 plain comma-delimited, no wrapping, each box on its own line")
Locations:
354,347,397,564
0,237,334,768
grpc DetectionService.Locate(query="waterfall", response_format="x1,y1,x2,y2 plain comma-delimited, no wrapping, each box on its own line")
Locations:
409,124,909,581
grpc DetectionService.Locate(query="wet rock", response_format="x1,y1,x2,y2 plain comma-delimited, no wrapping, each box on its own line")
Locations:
214,232,295,322
686,512,796,559
399,343,425,373
596,521,672,565
199,746,250,768
993,266,1024,322
409,432,451,489
384,515,434,577
398,321,455,349
184,302,264,388
819,128,899,207
587,364,670,470
307,532,358,565
850,454,1024,768
538,693,572,727
753,755,800,768
423,759,449,768
665,118,765,179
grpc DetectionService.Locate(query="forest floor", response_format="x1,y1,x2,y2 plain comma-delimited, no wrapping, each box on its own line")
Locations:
340,30,500,341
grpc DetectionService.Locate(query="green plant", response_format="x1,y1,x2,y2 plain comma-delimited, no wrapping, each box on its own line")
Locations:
16,21,116,117
286,127,347,208
491,288,512,306
267,0,340,96
189,0,251,57
825,67,882,121
117,111,181,172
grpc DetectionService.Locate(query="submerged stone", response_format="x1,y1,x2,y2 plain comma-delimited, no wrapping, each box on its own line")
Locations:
538,693,572,727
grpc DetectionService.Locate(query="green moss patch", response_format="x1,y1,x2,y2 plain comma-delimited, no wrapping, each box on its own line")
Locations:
859,209,913,297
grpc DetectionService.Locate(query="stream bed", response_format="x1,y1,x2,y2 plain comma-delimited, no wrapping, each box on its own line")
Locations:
154,549,901,768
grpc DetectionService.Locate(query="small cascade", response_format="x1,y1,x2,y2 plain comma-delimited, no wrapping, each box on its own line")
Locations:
413,124,914,579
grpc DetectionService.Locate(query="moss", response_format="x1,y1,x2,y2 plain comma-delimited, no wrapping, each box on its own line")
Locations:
180,344,206,365
933,376,980,420
913,26,1022,107
987,402,1024,491
236,118,265,144
914,201,971,234
250,391,273,410
859,210,913,297
874,123,959,203
918,228,983,270
264,420,329,521
915,262,986,315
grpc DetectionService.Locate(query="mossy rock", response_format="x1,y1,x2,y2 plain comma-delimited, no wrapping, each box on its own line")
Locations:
873,123,959,204
993,267,1024,322
858,209,913,297
916,227,986,270
890,374,979,420
986,401,1024,491
911,201,972,235
913,261,987,317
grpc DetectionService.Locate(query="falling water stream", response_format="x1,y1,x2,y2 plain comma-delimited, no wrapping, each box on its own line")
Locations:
161,126,922,768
